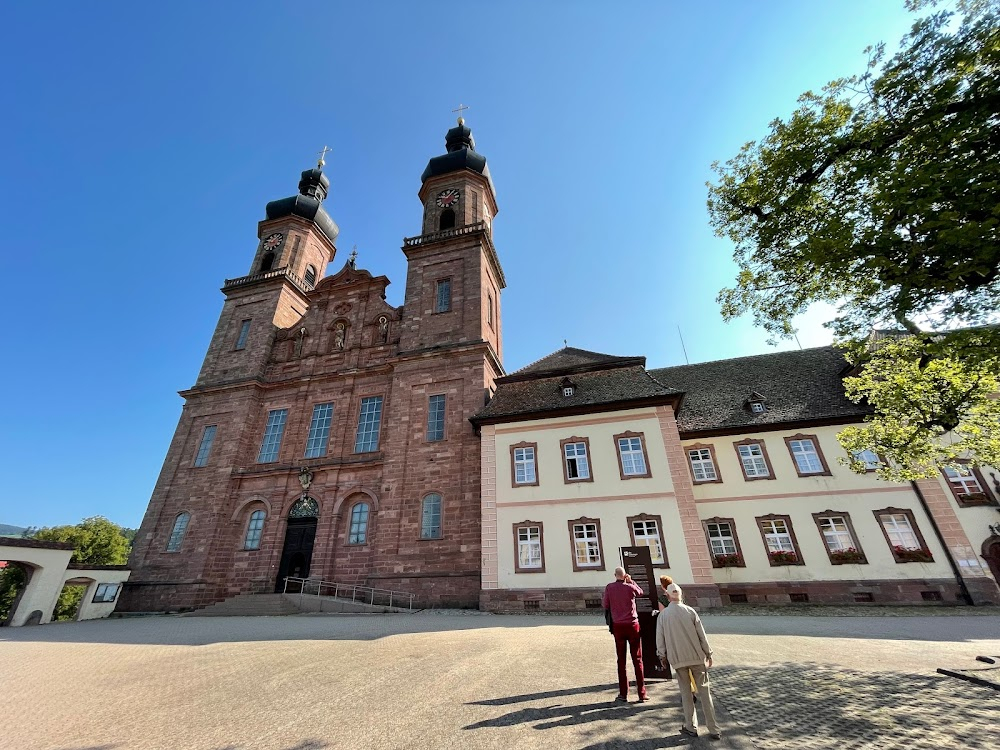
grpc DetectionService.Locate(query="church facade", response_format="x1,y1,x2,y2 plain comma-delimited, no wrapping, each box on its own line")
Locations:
121,121,504,612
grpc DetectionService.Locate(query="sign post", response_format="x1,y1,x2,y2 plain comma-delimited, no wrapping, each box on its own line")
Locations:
621,546,671,679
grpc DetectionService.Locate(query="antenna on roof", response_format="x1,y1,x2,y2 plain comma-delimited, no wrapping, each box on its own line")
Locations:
793,332,803,350
677,325,690,365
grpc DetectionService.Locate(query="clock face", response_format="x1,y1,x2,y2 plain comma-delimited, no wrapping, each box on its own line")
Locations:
262,232,284,252
436,188,460,208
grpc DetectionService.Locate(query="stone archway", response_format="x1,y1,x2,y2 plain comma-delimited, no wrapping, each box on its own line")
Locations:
1,561,34,626
983,536,1000,583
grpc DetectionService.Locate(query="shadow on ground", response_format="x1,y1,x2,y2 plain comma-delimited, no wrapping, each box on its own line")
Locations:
61,742,330,750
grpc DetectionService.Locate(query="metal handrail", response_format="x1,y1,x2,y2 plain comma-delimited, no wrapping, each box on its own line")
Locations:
281,576,415,611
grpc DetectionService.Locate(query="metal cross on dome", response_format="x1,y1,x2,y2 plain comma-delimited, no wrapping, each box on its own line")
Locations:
452,103,470,122
317,145,332,167
349,246,358,269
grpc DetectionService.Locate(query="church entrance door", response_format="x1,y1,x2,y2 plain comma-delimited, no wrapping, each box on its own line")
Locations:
276,517,317,593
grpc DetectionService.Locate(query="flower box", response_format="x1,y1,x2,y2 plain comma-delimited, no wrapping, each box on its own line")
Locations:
892,545,933,563
714,553,743,568
957,491,991,506
768,550,799,565
829,547,866,564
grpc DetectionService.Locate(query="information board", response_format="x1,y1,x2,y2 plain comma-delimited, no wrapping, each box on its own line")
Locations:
620,546,671,679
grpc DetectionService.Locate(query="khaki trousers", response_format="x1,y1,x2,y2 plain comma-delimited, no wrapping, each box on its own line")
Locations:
675,665,719,734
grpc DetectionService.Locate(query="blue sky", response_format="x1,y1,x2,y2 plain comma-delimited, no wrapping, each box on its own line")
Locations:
2,2,918,530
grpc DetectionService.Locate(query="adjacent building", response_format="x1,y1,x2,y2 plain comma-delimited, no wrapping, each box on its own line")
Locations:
474,346,1000,611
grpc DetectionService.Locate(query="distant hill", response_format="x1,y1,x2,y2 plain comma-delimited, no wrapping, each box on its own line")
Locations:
0,524,27,537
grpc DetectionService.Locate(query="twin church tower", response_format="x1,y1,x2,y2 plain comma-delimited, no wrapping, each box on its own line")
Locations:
121,121,505,611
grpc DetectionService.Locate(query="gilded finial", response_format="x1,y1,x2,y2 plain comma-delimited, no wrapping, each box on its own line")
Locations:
317,145,332,168
452,103,470,125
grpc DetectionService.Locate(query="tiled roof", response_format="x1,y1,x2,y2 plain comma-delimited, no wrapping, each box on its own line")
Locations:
474,364,681,423
510,347,645,378
649,346,869,435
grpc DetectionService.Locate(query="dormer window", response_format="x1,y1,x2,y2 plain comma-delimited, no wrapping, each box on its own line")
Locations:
745,391,767,414
750,401,766,414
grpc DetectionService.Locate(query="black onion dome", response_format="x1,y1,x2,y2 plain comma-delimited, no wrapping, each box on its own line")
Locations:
265,165,339,245
421,120,493,188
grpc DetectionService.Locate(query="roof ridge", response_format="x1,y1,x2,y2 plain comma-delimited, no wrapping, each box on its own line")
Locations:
649,344,839,373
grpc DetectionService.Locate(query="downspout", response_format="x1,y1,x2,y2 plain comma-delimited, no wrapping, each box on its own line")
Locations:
909,480,974,606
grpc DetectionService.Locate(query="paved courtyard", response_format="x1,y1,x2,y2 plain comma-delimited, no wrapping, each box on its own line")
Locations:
1,611,998,750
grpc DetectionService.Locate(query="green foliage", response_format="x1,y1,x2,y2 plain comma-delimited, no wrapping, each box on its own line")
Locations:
708,1,1000,475
838,337,1000,480
0,565,28,623
33,516,131,566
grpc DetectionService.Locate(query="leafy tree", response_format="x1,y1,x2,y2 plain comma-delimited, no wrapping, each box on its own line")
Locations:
707,0,1000,479
1,517,133,623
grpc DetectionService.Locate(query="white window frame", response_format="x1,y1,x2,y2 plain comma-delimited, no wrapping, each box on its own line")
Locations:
818,516,854,552
564,442,590,480
706,521,737,556
688,448,718,482
631,519,664,564
517,526,542,570
618,437,647,476
789,438,824,474
852,449,881,470
880,513,920,549
513,446,536,485
761,519,794,552
92,583,120,603
738,443,770,478
572,523,602,568
943,465,983,495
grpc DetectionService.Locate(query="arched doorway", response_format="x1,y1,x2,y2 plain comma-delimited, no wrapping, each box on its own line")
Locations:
276,497,319,592
984,537,1000,584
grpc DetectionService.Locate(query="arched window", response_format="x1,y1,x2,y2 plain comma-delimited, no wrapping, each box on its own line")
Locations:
439,209,456,230
304,265,317,286
244,510,266,550
260,252,275,273
348,502,370,544
166,512,190,552
421,494,442,539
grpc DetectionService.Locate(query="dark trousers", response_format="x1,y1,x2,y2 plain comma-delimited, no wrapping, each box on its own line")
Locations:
612,621,645,698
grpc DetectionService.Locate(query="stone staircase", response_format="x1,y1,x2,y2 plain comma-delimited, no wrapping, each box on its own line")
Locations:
185,593,302,617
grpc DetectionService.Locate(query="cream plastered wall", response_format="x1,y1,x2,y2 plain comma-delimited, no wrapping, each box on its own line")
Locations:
684,424,953,581
1,545,74,626
62,569,132,622
494,408,691,590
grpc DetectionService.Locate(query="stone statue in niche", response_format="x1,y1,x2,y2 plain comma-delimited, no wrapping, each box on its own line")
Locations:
294,327,307,358
378,316,389,343
334,323,346,350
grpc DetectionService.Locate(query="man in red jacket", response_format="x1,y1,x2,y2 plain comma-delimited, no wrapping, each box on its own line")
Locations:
602,566,647,703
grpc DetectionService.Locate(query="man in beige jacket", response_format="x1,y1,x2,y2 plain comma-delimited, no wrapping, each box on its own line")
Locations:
655,583,721,740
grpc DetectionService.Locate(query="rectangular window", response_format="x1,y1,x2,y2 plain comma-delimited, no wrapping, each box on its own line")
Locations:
818,516,854,551
92,583,120,603
688,447,719,482
512,444,537,485
304,403,334,458
761,519,794,552
571,522,602,569
736,441,772,479
880,512,919,549
427,394,446,442
706,521,737,556
785,434,829,476
487,293,494,329
420,494,442,540
629,517,665,565
257,409,288,463
852,449,881,471
193,425,217,467
354,396,383,453
616,433,649,478
562,439,591,481
235,319,252,350
514,523,544,572
756,514,802,566
435,278,451,313
943,465,982,495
